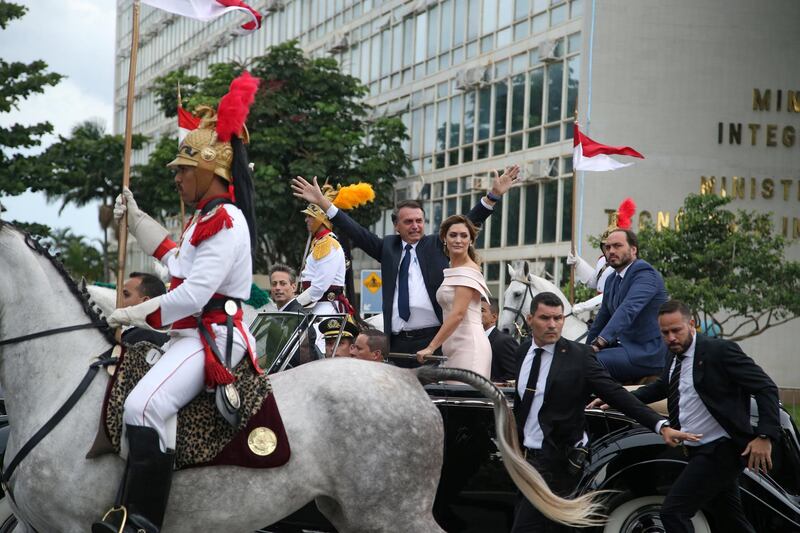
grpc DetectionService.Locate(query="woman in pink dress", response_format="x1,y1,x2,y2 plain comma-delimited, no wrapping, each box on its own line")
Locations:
416,215,492,378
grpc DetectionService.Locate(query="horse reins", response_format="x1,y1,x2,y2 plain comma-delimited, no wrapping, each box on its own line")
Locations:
0,322,104,347
0,229,118,527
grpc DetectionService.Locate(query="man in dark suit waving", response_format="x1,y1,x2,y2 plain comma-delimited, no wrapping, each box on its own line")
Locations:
292,167,519,365
587,228,668,382
629,300,779,533
511,292,697,532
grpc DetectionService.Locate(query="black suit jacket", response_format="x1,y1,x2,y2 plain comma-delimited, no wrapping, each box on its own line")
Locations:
331,200,494,334
489,327,519,381
513,337,663,453
632,335,780,449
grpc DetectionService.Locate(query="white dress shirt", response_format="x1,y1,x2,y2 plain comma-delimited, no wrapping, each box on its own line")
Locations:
517,341,555,449
325,200,496,333
485,325,495,337
517,341,588,449
390,241,440,333
616,261,633,280
657,334,730,446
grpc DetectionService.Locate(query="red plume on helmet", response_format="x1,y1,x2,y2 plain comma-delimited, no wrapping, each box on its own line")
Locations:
616,198,636,230
216,71,260,142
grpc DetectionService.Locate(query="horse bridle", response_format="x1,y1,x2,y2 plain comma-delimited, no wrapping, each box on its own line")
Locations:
501,276,590,342
0,230,117,524
502,278,536,339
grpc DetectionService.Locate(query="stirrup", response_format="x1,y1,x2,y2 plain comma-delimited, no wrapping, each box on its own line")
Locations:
94,506,134,533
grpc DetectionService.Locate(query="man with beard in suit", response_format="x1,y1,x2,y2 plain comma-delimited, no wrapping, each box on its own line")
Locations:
480,297,519,382
587,229,668,382
628,300,779,533
511,291,698,532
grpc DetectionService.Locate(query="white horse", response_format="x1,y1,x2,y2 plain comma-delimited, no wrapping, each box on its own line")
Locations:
498,261,589,342
0,222,603,532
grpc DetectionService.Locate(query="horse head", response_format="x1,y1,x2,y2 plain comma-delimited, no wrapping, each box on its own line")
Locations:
498,260,576,340
526,273,573,316
498,261,535,337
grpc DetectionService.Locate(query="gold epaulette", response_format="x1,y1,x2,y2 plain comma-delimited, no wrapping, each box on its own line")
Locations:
311,234,341,260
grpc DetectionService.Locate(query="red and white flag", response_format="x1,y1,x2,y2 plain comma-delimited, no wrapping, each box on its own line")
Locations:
177,106,200,144
142,0,262,32
573,123,644,172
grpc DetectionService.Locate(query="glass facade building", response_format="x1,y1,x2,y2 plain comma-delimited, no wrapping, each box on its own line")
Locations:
115,0,585,299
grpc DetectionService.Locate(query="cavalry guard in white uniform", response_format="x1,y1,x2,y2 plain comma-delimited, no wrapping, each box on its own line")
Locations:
568,198,636,315
94,73,261,533
292,182,376,316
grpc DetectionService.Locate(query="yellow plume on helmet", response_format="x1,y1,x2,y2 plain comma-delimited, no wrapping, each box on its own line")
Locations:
333,183,376,210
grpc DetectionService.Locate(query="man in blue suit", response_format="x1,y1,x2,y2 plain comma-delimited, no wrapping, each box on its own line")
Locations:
587,228,668,382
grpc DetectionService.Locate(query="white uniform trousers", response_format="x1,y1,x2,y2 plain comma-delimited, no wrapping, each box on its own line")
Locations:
123,323,252,452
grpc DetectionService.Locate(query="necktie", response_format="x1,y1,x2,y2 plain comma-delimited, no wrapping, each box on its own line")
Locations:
398,244,412,321
610,273,622,307
667,354,685,430
517,348,544,429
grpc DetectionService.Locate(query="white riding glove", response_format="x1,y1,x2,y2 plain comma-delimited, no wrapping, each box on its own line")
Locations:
566,252,595,285
295,291,315,308
107,296,164,330
114,187,170,257
572,294,603,316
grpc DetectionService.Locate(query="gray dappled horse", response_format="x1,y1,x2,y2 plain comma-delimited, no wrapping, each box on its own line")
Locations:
498,261,589,342
0,222,603,532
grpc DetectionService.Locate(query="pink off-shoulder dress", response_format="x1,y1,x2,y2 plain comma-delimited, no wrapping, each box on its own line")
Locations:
437,266,493,379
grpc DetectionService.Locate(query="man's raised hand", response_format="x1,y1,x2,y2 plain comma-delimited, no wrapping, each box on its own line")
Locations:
490,164,521,196
291,176,332,210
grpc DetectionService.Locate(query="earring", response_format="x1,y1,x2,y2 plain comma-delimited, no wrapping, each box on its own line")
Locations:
442,242,447,254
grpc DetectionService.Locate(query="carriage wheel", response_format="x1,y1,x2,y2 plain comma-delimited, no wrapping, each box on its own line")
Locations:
602,495,711,533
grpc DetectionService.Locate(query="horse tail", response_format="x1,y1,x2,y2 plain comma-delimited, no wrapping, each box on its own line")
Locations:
415,366,606,528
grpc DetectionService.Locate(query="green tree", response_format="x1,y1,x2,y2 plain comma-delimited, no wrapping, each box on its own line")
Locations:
43,228,106,283
15,120,147,280
149,41,410,270
638,193,800,341
132,134,186,217
0,2,64,191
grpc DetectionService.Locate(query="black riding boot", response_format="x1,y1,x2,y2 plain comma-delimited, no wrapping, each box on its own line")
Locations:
92,425,175,533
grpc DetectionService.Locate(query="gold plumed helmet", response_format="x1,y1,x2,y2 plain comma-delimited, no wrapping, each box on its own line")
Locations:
301,182,376,231
167,106,247,183
301,183,338,230
167,72,259,184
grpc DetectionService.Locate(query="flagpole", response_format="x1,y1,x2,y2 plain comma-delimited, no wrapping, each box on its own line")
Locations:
115,0,142,321
177,81,186,225
569,110,578,306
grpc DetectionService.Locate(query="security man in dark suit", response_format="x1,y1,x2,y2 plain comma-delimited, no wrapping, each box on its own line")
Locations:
292,167,519,365
587,228,668,382
480,297,519,381
511,291,697,532
629,300,780,533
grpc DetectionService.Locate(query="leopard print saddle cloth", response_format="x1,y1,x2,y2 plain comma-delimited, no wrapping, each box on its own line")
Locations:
87,341,291,470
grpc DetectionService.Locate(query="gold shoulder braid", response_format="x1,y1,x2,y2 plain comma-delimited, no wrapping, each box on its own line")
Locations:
311,234,340,261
